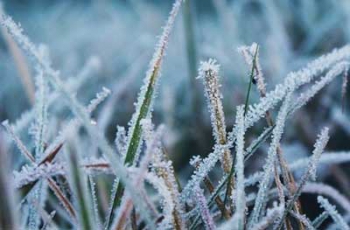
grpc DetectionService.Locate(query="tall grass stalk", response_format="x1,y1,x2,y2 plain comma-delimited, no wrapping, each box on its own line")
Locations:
105,0,183,228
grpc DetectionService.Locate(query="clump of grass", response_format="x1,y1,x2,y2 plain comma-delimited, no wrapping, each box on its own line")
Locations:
2,1,350,229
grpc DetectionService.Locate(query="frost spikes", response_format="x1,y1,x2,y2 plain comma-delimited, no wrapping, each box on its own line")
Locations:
198,58,232,174
105,1,183,227
317,196,350,230
233,106,246,230
248,91,292,227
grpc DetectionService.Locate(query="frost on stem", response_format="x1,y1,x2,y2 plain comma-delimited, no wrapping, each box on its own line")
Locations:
125,0,183,166
289,127,329,202
181,143,230,202
42,87,110,159
275,127,330,228
197,59,225,144
309,128,330,180
106,1,183,225
1,120,35,162
115,126,127,158
245,151,350,187
303,183,350,213
144,172,174,229
342,68,349,112
288,211,315,230
233,106,246,230
290,61,350,115
141,119,185,229
13,163,64,189
33,68,48,160
88,176,102,230
317,196,350,230
248,91,292,227
12,56,101,134
87,87,111,113
238,43,267,96
194,185,216,230
198,58,232,173
250,204,284,230
1,13,155,229
238,45,350,136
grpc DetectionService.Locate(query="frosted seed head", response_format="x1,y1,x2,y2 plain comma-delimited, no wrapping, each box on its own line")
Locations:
197,58,220,79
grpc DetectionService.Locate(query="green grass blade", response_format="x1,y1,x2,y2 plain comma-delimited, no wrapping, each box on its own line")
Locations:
105,1,183,228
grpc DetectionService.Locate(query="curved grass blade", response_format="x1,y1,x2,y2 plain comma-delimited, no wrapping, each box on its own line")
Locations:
105,0,183,228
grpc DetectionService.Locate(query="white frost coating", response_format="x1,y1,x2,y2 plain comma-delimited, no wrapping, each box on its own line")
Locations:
141,119,185,229
12,56,102,134
144,172,174,230
197,58,220,79
233,106,246,230
89,176,102,230
288,211,315,230
290,61,350,114
275,127,330,228
181,144,230,202
245,152,350,187
189,155,202,167
245,126,272,155
189,60,350,190
250,205,284,230
228,45,350,141
34,68,48,160
42,87,110,159
237,43,257,66
303,183,350,213
13,163,65,189
87,87,111,112
238,43,266,96
342,67,349,105
0,15,43,62
309,128,329,180
140,118,155,144
317,196,350,230
197,58,227,145
197,58,232,174
194,186,216,230
125,0,183,165
1,120,34,162
115,126,127,157
249,91,292,227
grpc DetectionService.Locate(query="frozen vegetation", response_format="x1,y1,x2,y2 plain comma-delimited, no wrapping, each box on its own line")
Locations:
1,0,350,229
